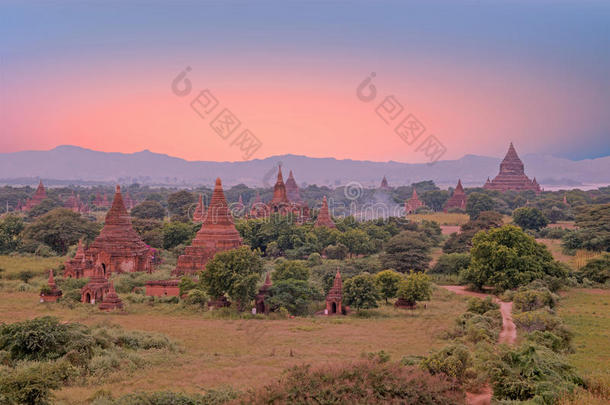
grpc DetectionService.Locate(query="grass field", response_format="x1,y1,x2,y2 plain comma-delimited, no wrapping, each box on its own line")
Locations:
558,288,610,404
537,239,602,270
0,287,468,404
0,254,66,277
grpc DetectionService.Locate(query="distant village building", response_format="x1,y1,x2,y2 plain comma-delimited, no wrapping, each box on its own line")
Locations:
172,178,243,276
483,143,541,192
404,189,425,214
443,179,467,212
314,196,336,228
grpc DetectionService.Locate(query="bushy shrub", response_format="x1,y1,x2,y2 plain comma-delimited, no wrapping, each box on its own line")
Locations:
0,360,74,405
513,309,561,333
466,297,499,315
489,343,583,403
396,272,432,306
430,253,471,275
242,360,466,404
451,312,502,344
512,288,557,312
576,253,610,284
420,344,475,382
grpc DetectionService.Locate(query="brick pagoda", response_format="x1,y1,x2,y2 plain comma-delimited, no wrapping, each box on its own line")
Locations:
325,270,343,315
483,143,541,192
405,189,425,214
81,264,109,304
380,176,390,190
251,166,309,222
40,270,62,302
172,178,243,276
443,179,467,212
22,180,47,211
285,170,303,202
193,194,206,222
255,273,273,314
98,281,124,311
63,239,92,278
315,196,336,228
84,185,153,276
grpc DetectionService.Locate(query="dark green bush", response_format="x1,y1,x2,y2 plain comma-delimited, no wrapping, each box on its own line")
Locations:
466,297,499,315
420,344,475,382
430,253,471,275
576,253,610,284
512,288,557,312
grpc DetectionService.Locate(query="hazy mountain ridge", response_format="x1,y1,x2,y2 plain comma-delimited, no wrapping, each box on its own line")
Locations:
1,145,608,188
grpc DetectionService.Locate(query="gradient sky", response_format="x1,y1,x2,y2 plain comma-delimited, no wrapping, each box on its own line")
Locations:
1,0,609,163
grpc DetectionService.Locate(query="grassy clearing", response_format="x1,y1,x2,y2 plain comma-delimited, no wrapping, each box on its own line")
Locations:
0,286,468,404
557,289,610,404
408,213,469,226
0,254,66,277
537,239,602,271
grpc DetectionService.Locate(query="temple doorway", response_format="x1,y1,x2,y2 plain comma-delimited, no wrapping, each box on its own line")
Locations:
85,292,91,303
331,302,337,314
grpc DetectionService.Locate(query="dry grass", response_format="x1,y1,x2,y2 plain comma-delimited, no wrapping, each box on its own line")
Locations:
0,287,468,404
0,254,66,277
557,289,610,405
408,213,469,226
536,240,601,270
573,250,602,270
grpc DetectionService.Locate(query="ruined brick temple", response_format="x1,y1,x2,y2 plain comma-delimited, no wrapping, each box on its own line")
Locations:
405,188,425,214
483,143,541,192
443,179,467,212
314,196,336,228
22,180,47,211
250,167,309,222
325,270,344,315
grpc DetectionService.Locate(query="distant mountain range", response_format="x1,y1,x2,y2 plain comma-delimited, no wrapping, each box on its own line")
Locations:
1,145,609,189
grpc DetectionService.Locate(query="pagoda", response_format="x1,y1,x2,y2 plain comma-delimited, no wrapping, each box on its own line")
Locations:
81,264,109,304
379,176,390,190
285,170,303,202
86,185,153,276
314,196,336,228
249,192,267,218
254,166,309,221
405,189,425,214
255,273,273,314
483,143,541,192
40,270,62,302
63,239,92,278
22,180,47,211
173,178,243,276
98,281,124,311
443,179,467,212
193,194,206,222
325,270,343,315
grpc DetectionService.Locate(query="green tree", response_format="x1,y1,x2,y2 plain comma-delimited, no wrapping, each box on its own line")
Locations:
430,253,471,275
461,225,568,292
513,207,548,231
324,243,348,260
167,190,195,222
201,246,264,311
396,272,432,306
26,198,63,219
375,270,403,303
162,222,198,249
0,214,24,253
573,204,610,251
338,229,373,257
273,260,309,281
268,279,323,316
421,190,450,212
343,273,380,311
23,208,100,254
131,201,166,220
380,230,431,273
466,192,495,219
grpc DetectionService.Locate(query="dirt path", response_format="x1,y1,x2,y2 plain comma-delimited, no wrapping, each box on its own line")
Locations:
440,285,517,405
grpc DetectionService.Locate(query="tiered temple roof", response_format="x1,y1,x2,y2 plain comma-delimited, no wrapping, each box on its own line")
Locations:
40,269,62,302
380,176,390,190
315,196,336,228
173,178,243,276
483,143,541,192
251,167,309,221
23,180,47,211
405,188,425,214
285,170,303,202
443,179,467,212
86,185,153,275
98,281,124,311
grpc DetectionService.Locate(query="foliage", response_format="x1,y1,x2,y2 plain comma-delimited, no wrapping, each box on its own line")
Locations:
0,215,24,254
466,192,495,219
201,246,264,311
131,201,166,220
0,361,69,405
343,273,380,311
242,360,466,404
466,297,499,315
268,279,323,316
23,208,100,255
420,343,474,382
430,253,471,275
179,276,198,296
572,204,610,251
420,189,450,212
162,221,198,249
380,230,432,273
512,288,558,312
273,260,309,282
461,225,568,292
396,272,432,306
375,270,403,303
323,243,348,259
575,253,610,284
451,311,502,344
167,190,195,222
442,211,503,253
513,207,549,231
489,343,584,403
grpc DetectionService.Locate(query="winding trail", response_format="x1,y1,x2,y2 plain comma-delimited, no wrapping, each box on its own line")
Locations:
440,285,517,405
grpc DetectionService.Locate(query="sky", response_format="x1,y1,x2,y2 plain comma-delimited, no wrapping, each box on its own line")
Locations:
1,0,609,163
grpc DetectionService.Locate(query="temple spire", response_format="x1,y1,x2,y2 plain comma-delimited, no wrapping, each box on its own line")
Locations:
315,196,336,228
